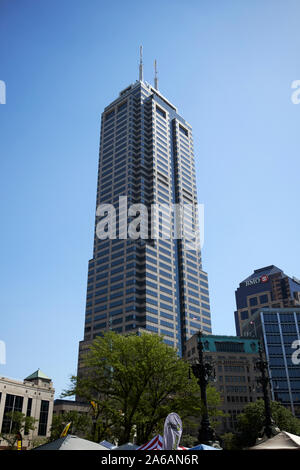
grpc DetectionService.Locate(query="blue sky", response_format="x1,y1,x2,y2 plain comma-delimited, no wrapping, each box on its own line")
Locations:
0,0,299,397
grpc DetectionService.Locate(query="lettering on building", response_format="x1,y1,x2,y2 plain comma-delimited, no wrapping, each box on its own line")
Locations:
245,275,269,287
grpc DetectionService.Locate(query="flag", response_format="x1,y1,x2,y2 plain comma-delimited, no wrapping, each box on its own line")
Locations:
16,432,22,451
90,401,98,415
60,422,72,438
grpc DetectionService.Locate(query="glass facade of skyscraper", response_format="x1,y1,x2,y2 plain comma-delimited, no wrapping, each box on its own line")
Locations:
243,308,300,418
78,79,211,367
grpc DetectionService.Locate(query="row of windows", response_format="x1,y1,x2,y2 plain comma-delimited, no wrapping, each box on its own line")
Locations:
266,334,300,344
156,129,168,143
249,294,269,306
227,396,249,403
224,376,246,383
226,385,248,393
101,159,129,180
104,100,128,122
220,365,246,372
179,143,192,159
146,315,174,329
179,152,192,168
155,113,167,129
146,325,175,338
264,313,300,323
272,367,300,378
265,323,299,333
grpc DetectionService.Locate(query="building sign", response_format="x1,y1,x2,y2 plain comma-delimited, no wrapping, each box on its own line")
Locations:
245,275,269,287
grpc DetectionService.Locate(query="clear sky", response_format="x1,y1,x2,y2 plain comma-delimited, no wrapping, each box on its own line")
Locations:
0,0,299,397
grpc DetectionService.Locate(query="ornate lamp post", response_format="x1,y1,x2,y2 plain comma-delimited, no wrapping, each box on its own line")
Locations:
255,343,280,440
191,331,220,447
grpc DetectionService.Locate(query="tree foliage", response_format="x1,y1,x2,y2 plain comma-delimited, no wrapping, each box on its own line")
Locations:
0,411,36,450
63,331,222,445
50,411,92,441
232,399,300,448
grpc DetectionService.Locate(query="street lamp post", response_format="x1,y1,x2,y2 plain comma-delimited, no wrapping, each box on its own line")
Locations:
255,343,280,439
191,331,220,447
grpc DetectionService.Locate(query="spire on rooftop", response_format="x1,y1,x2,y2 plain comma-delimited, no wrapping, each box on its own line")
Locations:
154,59,158,90
139,45,143,82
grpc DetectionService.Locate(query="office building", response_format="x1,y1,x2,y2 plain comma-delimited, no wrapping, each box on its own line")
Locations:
0,369,54,449
242,308,300,419
78,59,211,369
185,334,263,434
235,265,300,336
53,399,90,416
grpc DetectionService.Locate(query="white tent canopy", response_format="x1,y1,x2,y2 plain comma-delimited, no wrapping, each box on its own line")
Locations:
249,431,300,450
33,435,109,450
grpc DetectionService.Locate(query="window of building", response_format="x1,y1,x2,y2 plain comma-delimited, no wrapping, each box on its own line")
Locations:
179,124,188,137
105,109,115,121
94,322,107,330
280,314,296,323
259,294,269,304
249,297,258,306
160,312,174,320
215,342,245,353
1,394,24,434
117,101,127,112
38,400,49,436
156,106,166,119
23,398,32,435
241,311,249,320
146,325,158,333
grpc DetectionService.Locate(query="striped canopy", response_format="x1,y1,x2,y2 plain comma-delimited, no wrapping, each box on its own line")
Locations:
136,435,163,450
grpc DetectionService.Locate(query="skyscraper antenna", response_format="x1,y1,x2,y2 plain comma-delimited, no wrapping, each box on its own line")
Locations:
154,59,158,90
139,45,143,82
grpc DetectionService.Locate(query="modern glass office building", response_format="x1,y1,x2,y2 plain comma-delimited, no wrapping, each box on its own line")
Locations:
234,265,300,336
242,308,300,418
77,74,211,369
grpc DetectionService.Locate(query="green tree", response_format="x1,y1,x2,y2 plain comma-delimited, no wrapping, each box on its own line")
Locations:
132,349,202,444
0,411,36,450
220,432,239,450
204,383,227,428
235,399,300,448
63,331,222,445
179,383,226,446
50,410,92,441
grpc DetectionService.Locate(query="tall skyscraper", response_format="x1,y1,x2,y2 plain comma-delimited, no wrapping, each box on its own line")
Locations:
78,62,211,370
